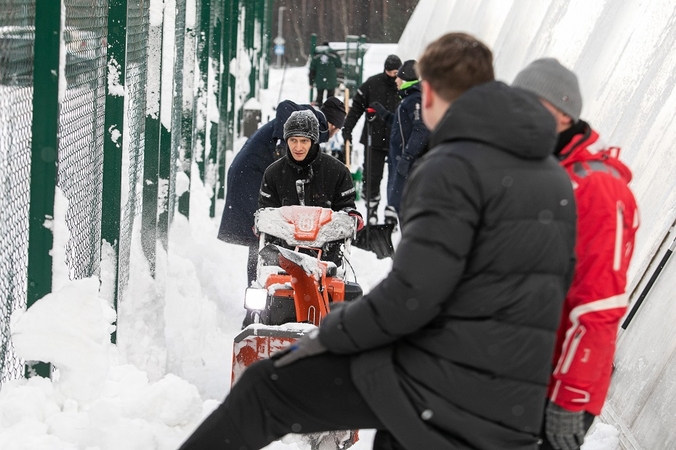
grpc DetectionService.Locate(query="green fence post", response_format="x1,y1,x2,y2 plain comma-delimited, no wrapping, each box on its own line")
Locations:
358,34,367,86
178,0,198,218
226,0,239,146
157,0,185,247
309,33,317,102
102,0,128,344
207,4,222,218
217,0,232,201
244,0,256,102
193,0,210,186
254,0,265,96
141,3,165,277
262,0,273,89
26,0,62,378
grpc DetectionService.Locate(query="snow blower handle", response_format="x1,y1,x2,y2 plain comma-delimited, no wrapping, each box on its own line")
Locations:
366,107,377,122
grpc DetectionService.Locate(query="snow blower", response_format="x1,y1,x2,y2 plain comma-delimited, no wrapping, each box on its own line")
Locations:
231,205,362,448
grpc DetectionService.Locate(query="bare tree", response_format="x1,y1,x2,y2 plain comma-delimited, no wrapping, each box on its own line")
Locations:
271,0,420,65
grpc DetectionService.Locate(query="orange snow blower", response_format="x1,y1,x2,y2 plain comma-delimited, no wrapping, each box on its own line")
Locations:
231,206,363,449
231,205,362,385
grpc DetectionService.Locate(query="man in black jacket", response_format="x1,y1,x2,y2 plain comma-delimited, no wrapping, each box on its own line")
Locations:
217,98,346,286
342,54,401,224
258,109,359,216
178,33,577,450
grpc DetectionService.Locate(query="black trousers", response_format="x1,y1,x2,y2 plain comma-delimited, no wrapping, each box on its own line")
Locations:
315,88,335,105
246,242,258,287
177,354,406,450
363,147,388,204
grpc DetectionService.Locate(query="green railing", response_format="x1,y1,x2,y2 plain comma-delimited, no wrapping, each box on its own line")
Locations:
0,0,272,387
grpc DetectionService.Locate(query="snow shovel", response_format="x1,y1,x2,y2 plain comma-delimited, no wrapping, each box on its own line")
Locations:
352,107,395,259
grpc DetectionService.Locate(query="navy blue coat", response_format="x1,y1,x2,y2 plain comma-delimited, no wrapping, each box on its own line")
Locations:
380,82,429,212
217,101,330,245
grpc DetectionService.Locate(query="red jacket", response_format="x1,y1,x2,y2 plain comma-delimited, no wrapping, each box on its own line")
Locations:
548,125,639,415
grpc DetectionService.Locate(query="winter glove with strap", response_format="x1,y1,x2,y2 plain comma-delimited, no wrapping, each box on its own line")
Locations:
545,401,586,450
345,209,365,232
272,328,327,367
342,129,352,144
396,154,414,177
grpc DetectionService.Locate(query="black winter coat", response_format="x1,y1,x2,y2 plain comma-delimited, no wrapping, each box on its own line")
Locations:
319,81,577,449
217,101,330,245
259,146,356,211
343,72,399,151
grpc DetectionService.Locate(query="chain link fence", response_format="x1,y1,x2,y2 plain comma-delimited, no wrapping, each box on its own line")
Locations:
0,0,37,384
0,0,272,387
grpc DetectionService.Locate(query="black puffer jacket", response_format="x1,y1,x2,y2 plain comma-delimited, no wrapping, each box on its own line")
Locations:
258,146,356,211
319,81,577,449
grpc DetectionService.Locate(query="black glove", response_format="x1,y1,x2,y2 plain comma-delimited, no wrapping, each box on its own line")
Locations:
545,401,586,450
273,140,285,160
366,107,378,122
370,102,387,118
396,154,414,177
272,328,327,367
342,129,352,143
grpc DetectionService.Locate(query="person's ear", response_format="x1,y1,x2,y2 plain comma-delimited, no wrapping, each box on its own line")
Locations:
421,80,433,109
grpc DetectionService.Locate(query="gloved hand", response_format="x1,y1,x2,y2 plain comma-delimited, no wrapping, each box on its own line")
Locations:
342,129,352,144
396,154,414,177
370,102,387,118
273,139,286,160
347,210,365,232
366,107,378,122
545,401,586,450
272,328,327,367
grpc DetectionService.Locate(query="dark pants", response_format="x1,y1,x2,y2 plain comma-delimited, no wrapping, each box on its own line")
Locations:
315,88,335,105
363,147,388,205
247,242,258,287
538,410,595,450
177,354,406,450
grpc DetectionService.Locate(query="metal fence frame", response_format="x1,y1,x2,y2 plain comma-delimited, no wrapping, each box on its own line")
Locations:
0,0,272,387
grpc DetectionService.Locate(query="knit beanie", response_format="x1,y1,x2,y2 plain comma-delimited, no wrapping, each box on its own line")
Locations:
284,110,320,142
320,97,346,128
384,54,402,71
397,59,418,81
512,58,582,122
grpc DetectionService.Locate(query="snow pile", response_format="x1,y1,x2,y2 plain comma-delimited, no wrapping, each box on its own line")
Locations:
2,278,210,450
582,423,621,450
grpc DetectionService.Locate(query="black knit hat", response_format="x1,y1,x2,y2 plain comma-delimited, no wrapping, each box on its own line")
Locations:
397,60,418,82
284,110,319,142
384,54,402,71
320,97,346,128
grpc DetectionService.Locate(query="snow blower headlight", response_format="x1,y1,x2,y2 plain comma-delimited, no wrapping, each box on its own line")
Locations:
244,288,267,310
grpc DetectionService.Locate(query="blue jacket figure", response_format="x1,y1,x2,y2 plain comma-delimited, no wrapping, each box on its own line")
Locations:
371,60,429,222
217,98,346,287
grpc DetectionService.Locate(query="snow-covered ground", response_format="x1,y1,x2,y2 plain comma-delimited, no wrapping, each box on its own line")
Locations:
0,44,619,450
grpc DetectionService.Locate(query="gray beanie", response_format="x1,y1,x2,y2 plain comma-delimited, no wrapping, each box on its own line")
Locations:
283,110,319,142
512,58,582,122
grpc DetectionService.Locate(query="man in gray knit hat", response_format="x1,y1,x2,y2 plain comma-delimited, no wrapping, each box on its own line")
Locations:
513,58,639,450
258,110,363,225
